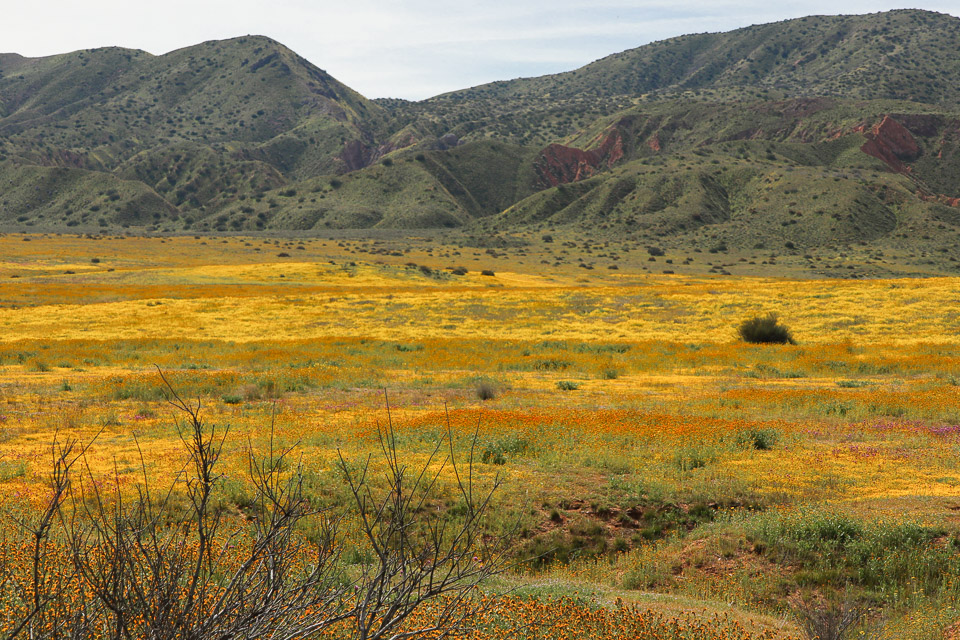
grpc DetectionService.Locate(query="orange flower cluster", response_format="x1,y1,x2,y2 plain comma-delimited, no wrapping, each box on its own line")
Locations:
403,408,791,443
387,596,793,640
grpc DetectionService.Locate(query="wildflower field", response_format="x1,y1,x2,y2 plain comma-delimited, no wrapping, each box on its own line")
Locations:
2,233,960,638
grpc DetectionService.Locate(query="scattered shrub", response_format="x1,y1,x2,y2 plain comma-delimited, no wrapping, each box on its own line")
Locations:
738,312,796,344
793,599,872,640
0,460,27,482
557,381,580,391
837,380,869,388
534,359,571,371
674,446,714,471
736,428,780,450
481,435,529,465
476,380,497,401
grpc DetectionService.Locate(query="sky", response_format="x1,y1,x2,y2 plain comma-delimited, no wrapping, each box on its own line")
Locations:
3,1,959,100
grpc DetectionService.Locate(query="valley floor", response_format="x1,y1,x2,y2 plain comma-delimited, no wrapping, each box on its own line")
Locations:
2,233,960,638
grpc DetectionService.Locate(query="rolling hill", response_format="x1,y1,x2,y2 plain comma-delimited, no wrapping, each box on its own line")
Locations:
1,8,959,273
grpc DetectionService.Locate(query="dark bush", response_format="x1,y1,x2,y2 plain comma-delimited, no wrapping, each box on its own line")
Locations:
476,380,497,401
738,313,796,344
737,428,780,450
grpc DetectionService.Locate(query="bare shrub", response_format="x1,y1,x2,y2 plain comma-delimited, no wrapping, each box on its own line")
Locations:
794,597,884,640
4,372,512,639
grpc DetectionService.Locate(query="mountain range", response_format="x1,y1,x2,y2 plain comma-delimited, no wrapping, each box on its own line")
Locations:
2,8,960,268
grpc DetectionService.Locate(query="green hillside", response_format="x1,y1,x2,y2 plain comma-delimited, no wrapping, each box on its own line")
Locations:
1,9,960,274
396,9,960,145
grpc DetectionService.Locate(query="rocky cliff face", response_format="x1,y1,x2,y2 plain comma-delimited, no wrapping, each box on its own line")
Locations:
534,128,625,188
852,114,960,207
856,115,920,173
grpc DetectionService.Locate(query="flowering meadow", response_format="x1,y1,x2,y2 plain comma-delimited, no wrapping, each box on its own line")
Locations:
2,234,960,638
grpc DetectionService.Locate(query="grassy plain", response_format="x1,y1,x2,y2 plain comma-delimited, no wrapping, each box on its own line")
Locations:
2,233,960,638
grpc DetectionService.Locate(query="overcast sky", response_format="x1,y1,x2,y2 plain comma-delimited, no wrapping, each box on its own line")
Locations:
4,1,958,100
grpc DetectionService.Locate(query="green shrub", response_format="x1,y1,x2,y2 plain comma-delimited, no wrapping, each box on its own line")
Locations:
481,447,506,465
674,446,714,471
738,313,796,344
534,359,571,371
481,434,531,466
556,381,580,391
836,379,870,388
747,509,960,598
0,460,27,482
736,428,780,450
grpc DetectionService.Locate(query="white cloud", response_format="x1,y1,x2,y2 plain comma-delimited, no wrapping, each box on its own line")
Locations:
2,1,958,99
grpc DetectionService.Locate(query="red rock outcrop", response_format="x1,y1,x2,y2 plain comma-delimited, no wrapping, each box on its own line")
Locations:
894,114,942,137
534,128,625,188
339,139,371,172
831,115,959,207
856,115,920,173
853,116,958,207
919,193,960,208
